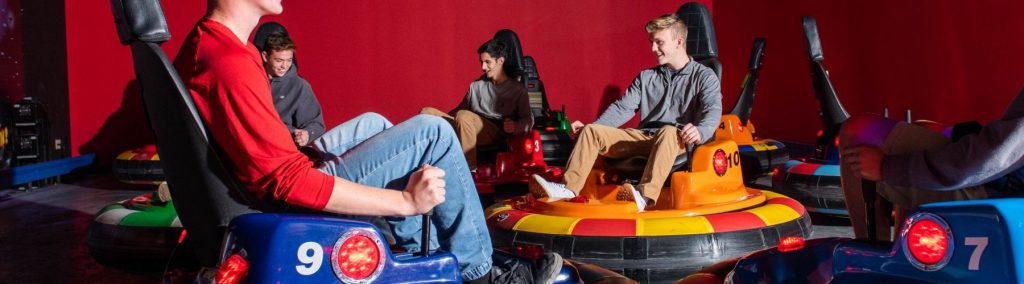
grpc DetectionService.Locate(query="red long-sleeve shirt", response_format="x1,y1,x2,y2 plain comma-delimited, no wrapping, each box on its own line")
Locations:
173,18,334,210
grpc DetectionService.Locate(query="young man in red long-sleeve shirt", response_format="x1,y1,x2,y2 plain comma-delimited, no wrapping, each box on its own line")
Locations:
171,0,560,282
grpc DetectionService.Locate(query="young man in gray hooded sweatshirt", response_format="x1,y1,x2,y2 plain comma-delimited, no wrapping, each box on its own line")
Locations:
261,32,325,147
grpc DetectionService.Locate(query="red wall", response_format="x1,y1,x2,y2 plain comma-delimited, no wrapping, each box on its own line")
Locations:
712,0,1024,144
65,0,705,164
67,0,1024,165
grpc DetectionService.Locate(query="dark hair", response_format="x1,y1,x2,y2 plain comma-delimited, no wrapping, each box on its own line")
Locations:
264,32,296,53
477,39,519,78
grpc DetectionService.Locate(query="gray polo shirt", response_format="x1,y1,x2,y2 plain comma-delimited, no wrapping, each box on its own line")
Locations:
594,58,722,143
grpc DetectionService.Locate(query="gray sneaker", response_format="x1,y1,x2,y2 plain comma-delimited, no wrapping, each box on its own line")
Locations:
532,252,564,284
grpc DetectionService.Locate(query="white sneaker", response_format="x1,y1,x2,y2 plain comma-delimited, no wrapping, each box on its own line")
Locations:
528,174,576,202
623,183,649,212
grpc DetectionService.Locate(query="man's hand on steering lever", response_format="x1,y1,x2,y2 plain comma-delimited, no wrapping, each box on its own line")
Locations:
404,165,446,215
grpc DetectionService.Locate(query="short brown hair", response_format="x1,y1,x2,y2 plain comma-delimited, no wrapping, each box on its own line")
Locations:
263,32,296,53
645,14,687,41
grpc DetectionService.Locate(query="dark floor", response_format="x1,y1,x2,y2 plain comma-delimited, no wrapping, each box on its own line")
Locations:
0,174,852,283
0,175,161,283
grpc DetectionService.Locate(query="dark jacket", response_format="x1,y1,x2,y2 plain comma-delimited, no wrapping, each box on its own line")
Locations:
269,65,325,141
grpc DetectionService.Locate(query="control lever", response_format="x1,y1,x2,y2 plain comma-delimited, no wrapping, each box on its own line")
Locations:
420,210,432,257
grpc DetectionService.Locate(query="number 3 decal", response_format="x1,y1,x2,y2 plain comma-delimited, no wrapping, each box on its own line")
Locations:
296,242,324,275
965,237,988,271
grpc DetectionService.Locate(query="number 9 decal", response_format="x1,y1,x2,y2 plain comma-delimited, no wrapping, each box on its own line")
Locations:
296,242,324,275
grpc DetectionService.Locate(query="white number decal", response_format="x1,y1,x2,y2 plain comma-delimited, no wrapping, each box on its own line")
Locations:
965,237,988,271
295,242,324,275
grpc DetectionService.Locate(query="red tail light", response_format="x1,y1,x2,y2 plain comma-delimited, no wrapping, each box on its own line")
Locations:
332,229,385,282
777,236,805,252
545,126,555,132
902,213,953,271
712,149,728,176
515,244,545,261
816,129,824,137
834,137,840,147
772,168,780,177
523,138,536,154
216,254,249,284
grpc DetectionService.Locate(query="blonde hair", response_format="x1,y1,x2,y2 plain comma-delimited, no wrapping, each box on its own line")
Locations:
645,14,687,41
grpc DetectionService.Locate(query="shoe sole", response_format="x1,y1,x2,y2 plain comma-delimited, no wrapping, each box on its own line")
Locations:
528,175,549,199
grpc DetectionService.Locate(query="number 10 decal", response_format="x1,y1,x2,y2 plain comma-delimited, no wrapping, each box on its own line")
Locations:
965,237,988,271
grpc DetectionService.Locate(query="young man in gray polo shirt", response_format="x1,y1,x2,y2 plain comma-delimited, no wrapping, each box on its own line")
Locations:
421,39,533,169
531,13,722,212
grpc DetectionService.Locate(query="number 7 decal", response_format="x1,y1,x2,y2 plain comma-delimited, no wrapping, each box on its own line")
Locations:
965,237,988,271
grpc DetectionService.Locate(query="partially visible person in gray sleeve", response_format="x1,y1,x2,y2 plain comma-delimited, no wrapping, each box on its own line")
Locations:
840,86,1024,241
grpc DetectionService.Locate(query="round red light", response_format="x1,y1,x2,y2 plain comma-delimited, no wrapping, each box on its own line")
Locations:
777,236,805,252
712,149,728,176
336,235,381,280
523,138,535,154
816,129,824,137
906,218,949,265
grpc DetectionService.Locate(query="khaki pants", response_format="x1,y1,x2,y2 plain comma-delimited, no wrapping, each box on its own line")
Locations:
420,107,500,168
563,124,685,202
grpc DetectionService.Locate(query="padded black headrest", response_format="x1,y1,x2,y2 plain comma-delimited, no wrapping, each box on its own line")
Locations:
254,21,288,53
110,0,170,45
676,2,718,60
802,16,824,62
493,29,525,76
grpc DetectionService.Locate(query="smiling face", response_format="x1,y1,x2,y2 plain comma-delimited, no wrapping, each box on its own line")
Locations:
645,14,689,69
649,28,685,67
263,49,294,78
479,52,506,81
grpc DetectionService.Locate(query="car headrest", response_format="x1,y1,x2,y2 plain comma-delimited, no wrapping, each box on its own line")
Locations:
493,29,525,77
748,38,766,70
254,21,288,53
676,2,718,60
802,16,824,62
110,0,170,45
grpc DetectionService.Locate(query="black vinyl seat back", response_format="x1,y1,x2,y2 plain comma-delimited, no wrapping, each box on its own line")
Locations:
493,29,526,85
110,0,261,267
802,16,850,155
522,56,551,118
253,21,287,53
676,2,721,79
730,38,767,125
494,29,554,121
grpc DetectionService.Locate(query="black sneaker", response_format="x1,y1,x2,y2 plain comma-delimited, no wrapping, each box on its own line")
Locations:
490,258,533,284
532,252,563,284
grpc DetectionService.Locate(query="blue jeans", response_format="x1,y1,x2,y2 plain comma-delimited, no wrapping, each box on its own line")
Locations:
314,113,493,281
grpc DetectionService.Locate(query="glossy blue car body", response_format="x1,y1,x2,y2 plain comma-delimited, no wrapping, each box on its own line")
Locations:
724,198,1024,283
222,213,584,283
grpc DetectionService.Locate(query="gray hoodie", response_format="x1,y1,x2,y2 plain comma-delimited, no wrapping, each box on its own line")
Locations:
269,65,325,141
